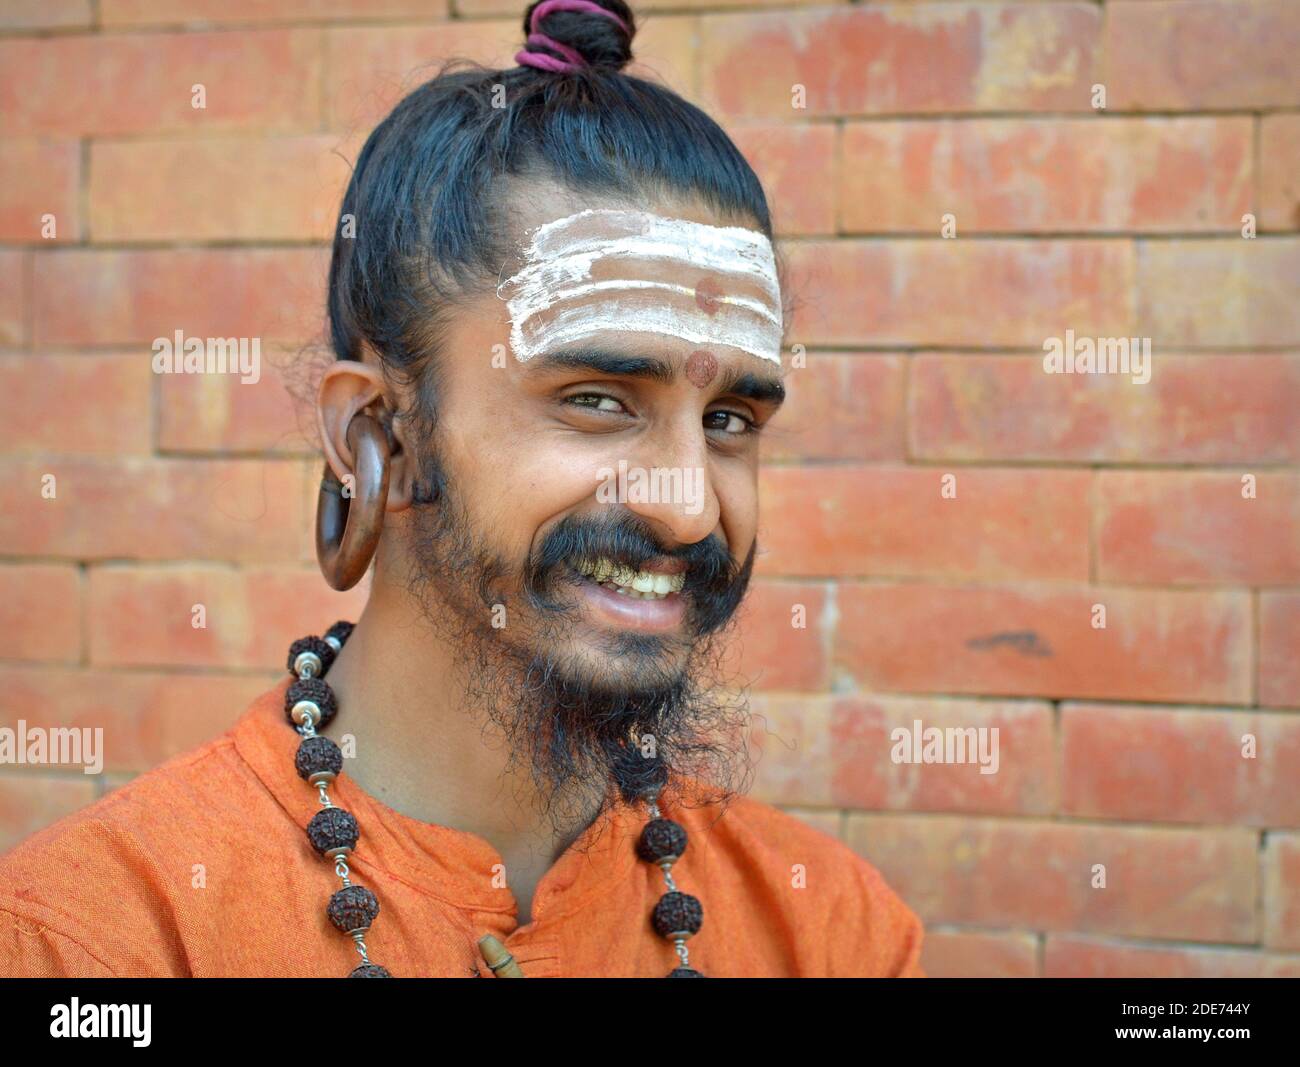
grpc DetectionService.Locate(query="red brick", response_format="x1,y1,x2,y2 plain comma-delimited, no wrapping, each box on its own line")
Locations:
0,30,324,137
1260,114,1300,232
158,346,319,455
0,250,28,345
626,16,699,104
0,139,80,243
841,117,1251,234
0,354,153,457
1096,471,1300,586
32,248,326,347
101,0,444,26
1045,934,1300,978
1106,0,1300,111
784,240,1133,347
761,354,905,463
0,565,80,663
700,4,1101,120
846,813,1257,942
330,18,512,131
0,665,273,774
457,0,830,14
323,20,700,129
1061,703,1300,827
746,693,834,807
87,566,369,669
909,353,1300,465
727,122,836,236
724,582,829,692
834,584,1252,704
921,929,1038,978
1260,592,1300,708
1263,833,1300,950
757,467,1091,581
0,776,97,855
1136,238,1300,347
325,15,707,129
830,696,1055,815
90,136,353,242
0,458,307,562
0,1,92,30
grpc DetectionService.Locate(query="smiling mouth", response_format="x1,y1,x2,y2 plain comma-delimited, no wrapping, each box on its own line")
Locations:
571,557,686,600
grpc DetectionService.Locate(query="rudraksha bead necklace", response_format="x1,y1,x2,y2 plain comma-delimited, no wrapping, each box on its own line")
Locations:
285,622,707,977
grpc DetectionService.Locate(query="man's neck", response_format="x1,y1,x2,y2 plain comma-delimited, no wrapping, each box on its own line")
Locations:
321,574,605,871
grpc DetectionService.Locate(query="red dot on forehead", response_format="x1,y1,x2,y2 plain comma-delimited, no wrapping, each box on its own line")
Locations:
686,349,718,389
694,276,723,315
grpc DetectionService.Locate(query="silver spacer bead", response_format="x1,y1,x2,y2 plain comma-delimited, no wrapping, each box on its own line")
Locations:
308,769,336,786
294,650,323,678
291,700,322,728
324,634,343,653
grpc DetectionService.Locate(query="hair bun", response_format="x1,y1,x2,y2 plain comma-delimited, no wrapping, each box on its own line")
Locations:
518,0,636,74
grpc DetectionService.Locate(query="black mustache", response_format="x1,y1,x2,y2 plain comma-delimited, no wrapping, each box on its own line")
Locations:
532,512,730,581
522,512,752,634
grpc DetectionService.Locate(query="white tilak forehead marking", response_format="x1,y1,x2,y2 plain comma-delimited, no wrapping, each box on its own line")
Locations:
497,208,784,365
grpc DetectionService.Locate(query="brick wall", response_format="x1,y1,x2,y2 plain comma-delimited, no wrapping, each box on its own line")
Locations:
0,0,1297,977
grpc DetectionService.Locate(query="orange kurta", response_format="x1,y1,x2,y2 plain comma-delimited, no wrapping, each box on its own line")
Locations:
0,678,924,977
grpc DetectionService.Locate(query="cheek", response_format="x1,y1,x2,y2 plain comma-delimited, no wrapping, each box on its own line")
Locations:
444,420,608,551
706,461,760,555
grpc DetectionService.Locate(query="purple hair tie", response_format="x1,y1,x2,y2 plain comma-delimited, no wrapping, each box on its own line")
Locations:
516,0,631,74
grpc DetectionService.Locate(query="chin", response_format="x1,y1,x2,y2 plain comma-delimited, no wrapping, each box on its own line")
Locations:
527,629,694,692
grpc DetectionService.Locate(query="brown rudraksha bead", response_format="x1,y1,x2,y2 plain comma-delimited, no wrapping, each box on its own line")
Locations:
307,807,359,856
285,677,338,729
325,620,355,647
636,817,688,866
296,735,343,782
651,891,703,939
349,963,391,977
327,885,380,933
288,635,336,677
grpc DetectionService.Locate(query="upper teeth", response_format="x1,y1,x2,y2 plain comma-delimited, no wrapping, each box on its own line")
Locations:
574,557,685,598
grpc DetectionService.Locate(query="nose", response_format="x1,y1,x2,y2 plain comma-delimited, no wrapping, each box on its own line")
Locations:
605,421,720,548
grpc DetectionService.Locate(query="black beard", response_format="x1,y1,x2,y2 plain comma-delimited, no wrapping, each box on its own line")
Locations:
401,446,756,836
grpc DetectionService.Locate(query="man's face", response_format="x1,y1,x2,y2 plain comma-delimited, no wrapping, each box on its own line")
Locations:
404,188,786,691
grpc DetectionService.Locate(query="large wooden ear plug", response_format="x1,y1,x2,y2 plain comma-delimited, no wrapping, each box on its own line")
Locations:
316,413,391,591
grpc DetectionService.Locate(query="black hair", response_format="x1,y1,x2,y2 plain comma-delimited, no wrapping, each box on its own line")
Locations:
325,0,779,438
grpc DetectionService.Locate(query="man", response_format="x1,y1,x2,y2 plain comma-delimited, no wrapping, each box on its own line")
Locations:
0,0,924,978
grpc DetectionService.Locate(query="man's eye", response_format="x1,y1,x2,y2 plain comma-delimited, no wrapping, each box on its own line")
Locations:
704,410,754,435
567,393,626,414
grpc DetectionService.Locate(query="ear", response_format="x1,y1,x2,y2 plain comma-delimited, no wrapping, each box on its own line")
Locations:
316,350,415,512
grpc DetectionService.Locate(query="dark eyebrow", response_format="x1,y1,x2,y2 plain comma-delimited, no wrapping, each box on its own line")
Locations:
527,348,675,383
530,346,785,407
717,366,786,407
